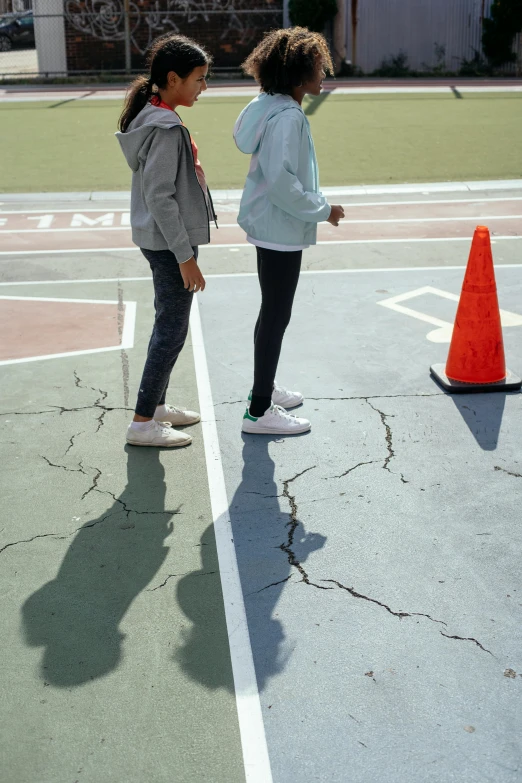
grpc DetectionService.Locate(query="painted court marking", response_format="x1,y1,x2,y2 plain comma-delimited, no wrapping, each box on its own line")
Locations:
0,295,136,366
3,264,522,775
2,265,522,287
1,235,522,257
2,215,522,234
377,286,522,342
189,295,273,783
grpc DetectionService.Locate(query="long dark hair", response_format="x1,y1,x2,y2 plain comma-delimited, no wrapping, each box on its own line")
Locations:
118,33,212,132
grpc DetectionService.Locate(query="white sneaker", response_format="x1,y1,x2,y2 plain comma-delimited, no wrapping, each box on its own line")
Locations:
127,419,192,448
272,381,304,409
153,404,200,427
248,382,304,409
242,405,311,435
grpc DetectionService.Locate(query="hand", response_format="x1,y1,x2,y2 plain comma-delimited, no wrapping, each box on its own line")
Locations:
326,204,345,226
180,256,206,292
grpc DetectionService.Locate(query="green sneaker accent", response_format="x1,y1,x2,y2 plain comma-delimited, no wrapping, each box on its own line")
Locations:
243,407,258,422
248,390,253,402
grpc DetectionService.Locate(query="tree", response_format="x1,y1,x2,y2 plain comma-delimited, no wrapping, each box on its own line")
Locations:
482,0,522,68
288,0,339,33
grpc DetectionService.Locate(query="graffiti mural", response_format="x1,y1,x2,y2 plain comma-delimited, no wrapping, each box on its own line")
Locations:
65,0,282,58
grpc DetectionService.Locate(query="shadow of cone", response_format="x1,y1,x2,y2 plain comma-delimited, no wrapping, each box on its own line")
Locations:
431,226,521,393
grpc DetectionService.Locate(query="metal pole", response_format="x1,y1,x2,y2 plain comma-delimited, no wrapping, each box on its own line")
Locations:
123,0,131,74
283,0,290,28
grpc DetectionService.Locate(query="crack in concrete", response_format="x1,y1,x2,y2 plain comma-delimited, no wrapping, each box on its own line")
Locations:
495,465,522,479
41,456,104,504
366,400,394,471
74,371,110,431
280,466,332,591
1,494,182,556
323,579,492,655
440,632,493,656
94,488,183,520
0,532,67,555
81,467,102,501
147,571,217,591
0,506,124,555
243,491,282,498
308,393,443,401
215,393,442,407
323,578,440,621
64,432,83,457
41,455,88,475
0,406,133,417
327,460,381,480
247,575,293,597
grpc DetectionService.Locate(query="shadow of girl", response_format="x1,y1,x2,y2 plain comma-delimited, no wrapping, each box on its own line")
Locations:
175,436,326,693
21,448,181,687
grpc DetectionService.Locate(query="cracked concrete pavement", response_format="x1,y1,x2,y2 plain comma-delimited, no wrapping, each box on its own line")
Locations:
198,267,522,783
0,280,245,783
2,190,522,783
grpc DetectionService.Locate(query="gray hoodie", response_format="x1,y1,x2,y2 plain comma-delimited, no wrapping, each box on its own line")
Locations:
116,104,216,263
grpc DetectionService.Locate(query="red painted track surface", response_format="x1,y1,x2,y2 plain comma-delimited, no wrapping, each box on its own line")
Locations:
1,199,521,253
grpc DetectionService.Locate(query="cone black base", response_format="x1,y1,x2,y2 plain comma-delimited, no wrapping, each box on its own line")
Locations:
430,364,522,393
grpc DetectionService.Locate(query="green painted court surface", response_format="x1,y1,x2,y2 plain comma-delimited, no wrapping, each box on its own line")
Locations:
1,92,521,192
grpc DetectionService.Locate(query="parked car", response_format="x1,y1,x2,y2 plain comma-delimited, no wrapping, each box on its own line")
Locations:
0,12,35,51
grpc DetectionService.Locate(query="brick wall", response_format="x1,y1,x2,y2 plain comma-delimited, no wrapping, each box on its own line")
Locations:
64,0,283,73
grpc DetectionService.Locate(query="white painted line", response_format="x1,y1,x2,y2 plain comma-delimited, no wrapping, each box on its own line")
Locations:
0,276,152,286
332,197,522,208
0,296,136,365
0,294,123,304
329,215,522,224
0,247,141,256
0,225,220,234
2,196,522,215
189,294,272,783
3,264,522,287
377,286,522,342
0,208,131,215
2,215,522,235
2,85,522,102
10,236,519,257
120,300,136,350
0,227,132,234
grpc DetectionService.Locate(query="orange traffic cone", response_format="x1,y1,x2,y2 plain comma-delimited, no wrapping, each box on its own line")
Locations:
430,226,521,393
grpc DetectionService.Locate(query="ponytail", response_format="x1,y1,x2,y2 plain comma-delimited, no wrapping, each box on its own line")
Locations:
118,34,212,133
118,75,153,133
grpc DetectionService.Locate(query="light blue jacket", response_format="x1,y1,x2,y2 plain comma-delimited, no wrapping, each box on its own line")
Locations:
233,93,331,246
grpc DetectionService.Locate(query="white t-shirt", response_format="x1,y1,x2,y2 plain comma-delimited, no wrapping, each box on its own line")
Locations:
247,235,310,252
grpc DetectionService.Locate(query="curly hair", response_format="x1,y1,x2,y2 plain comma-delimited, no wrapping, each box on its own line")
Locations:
241,27,334,95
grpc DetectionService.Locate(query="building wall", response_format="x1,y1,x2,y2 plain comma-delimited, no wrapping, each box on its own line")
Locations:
345,0,491,73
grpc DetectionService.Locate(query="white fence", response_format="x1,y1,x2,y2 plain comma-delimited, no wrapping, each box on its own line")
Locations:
345,0,491,73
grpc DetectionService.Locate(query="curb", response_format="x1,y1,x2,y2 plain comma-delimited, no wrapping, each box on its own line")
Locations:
1,180,522,203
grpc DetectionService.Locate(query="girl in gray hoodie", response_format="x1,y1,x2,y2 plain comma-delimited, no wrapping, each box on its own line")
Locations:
117,34,216,448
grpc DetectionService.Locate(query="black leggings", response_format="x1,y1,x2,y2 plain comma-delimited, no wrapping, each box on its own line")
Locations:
252,246,302,400
134,247,197,418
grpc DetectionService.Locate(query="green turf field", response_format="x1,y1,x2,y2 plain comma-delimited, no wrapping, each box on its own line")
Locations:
1,92,521,192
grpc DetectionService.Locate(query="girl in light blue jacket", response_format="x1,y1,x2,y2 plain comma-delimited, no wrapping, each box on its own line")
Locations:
234,27,345,436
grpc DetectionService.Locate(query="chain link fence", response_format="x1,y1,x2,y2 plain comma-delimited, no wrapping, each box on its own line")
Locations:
0,0,520,81
0,1,283,79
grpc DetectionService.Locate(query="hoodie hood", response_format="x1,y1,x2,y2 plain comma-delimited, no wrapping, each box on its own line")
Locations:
233,93,303,154
115,103,182,172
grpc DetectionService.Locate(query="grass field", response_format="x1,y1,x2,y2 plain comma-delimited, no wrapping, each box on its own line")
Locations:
1,92,521,192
